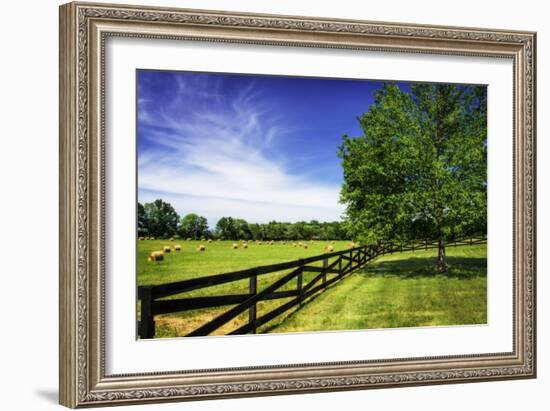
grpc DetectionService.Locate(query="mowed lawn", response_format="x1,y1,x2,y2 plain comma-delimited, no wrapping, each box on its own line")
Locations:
137,239,352,337
268,244,487,333
137,240,487,337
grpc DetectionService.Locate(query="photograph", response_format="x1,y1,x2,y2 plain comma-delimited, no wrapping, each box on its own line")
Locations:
136,70,488,339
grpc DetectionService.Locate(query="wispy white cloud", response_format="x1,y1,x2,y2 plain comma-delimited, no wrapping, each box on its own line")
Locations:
138,73,344,227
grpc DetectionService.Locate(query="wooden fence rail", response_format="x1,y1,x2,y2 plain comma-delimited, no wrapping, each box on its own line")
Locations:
138,236,486,339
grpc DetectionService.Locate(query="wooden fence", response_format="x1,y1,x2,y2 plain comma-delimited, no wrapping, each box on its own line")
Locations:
138,236,486,338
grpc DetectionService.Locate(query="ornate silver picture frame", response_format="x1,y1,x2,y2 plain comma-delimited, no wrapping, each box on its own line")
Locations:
59,1,536,408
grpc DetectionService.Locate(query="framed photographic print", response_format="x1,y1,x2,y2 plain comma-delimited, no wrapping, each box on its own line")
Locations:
59,1,537,408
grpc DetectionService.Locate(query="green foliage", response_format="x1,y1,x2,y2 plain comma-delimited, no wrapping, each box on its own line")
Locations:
179,213,209,240
214,217,349,241
234,218,252,240
338,83,487,269
138,201,350,242
141,199,180,238
215,217,237,240
137,202,148,236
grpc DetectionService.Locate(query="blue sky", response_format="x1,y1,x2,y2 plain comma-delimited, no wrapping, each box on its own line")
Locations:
137,70,409,227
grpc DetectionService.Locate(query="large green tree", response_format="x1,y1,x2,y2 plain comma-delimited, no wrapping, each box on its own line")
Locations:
179,213,209,239
142,199,180,238
339,83,487,271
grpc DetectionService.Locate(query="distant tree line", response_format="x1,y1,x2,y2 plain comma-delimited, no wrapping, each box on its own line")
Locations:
137,199,349,240
215,217,348,241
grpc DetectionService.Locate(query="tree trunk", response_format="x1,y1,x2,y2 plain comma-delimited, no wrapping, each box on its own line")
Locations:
436,238,448,272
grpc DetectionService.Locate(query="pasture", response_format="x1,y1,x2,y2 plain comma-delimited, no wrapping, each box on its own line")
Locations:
138,239,353,336
137,240,487,337
138,239,351,285
268,244,487,333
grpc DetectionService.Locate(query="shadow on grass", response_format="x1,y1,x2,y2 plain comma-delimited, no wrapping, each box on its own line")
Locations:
364,256,486,280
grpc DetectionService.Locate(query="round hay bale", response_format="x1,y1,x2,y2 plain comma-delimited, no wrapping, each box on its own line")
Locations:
174,245,181,251
232,243,238,249
325,245,334,253
148,251,164,262
208,239,212,243
197,244,206,251
163,246,171,253
242,243,248,249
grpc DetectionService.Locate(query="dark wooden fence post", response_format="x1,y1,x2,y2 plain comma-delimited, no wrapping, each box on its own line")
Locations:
139,286,155,339
297,262,304,306
338,255,343,279
322,258,328,288
248,271,257,334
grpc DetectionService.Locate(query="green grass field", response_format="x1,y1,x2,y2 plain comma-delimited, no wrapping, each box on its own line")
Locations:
138,239,352,336
137,240,487,337
268,244,487,333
